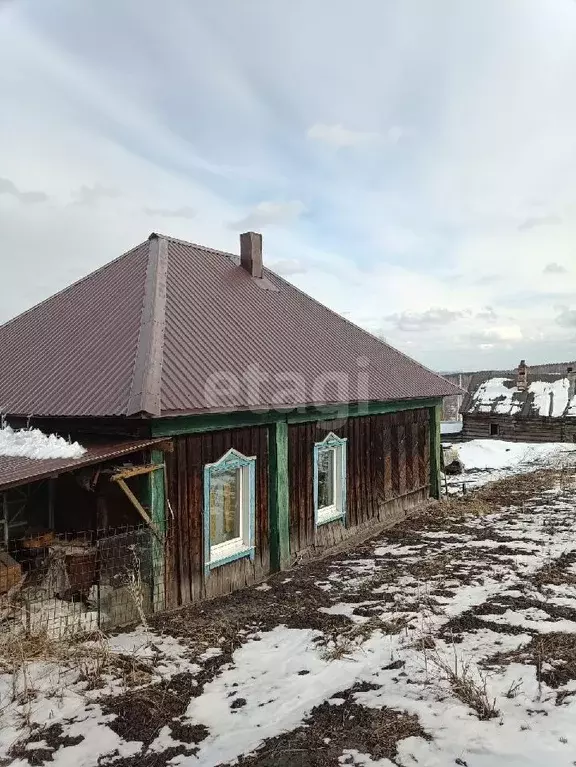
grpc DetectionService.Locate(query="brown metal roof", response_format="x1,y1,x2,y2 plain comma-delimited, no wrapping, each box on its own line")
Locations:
0,233,460,418
0,438,165,491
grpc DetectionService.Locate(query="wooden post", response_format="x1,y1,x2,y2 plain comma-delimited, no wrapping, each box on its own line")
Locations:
269,420,290,571
149,449,166,612
429,403,442,500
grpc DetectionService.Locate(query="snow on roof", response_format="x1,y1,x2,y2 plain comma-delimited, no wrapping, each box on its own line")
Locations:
0,424,86,460
469,376,576,418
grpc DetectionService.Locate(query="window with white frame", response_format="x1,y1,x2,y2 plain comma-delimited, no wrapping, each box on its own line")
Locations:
203,449,256,572
314,433,347,525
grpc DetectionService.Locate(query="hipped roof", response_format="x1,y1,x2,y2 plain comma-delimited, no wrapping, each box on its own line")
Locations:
0,233,459,418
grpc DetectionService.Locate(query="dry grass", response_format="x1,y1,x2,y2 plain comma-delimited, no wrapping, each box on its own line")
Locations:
320,615,413,660
429,650,499,720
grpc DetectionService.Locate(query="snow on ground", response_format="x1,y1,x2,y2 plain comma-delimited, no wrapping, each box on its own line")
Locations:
3,469,576,765
445,438,576,492
0,424,85,460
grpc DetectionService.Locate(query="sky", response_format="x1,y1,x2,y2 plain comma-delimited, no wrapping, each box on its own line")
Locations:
1,0,576,372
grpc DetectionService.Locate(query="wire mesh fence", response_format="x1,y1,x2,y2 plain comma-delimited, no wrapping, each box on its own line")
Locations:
0,525,163,639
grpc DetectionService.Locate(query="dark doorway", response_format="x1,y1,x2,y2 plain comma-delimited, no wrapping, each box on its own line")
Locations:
490,423,499,436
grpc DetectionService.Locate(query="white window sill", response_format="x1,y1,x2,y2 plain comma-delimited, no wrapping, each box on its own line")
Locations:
209,539,254,569
316,506,345,526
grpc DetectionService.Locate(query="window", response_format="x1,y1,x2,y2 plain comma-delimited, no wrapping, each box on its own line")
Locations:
314,433,347,526
203,449,256,572
490,423,499,436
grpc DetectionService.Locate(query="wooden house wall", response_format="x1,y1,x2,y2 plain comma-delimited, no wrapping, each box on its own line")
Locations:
288,408,430,559
462,414,576,443
163,425,270,607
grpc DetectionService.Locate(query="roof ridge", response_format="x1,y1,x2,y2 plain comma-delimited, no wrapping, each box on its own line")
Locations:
0,240,148,331
151,232,238,260
126,234,168,416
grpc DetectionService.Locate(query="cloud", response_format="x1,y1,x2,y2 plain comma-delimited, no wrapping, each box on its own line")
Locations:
518,215,562,231
0,177,48,204
71,184,120,206
386,307,466,332
556,307,576,327
228,201,305,230
543,261,568,274
476,307,498,322
466,325,523,346
306,123,379,148
268,258,307,276
144,205,196,219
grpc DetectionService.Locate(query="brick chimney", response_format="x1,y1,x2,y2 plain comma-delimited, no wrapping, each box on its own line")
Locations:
240,232,263,279
517,359,528,391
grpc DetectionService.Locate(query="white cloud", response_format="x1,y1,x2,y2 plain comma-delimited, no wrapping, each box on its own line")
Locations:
228,201,305,230
387,307,466,332
306,123,404,148
306,123,379,148
144,205,196,219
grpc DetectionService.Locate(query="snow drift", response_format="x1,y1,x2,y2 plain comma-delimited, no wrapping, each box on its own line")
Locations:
0,424,86,460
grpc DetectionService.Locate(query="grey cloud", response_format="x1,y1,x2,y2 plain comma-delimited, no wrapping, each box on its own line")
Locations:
518,215,562,231
473,274,500,286
71,184,120,206
0,177,48,204
228,201,305,230
556,308,576,328
476,306,498,322
543,262,568,274
144,205,196,219
268,258,307,276
387,307,466,332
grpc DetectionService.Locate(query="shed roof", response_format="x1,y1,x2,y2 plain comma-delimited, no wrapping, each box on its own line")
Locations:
0,437,165,491
0,233,459,418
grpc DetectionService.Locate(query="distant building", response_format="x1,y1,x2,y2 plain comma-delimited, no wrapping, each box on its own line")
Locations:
459,361,576,443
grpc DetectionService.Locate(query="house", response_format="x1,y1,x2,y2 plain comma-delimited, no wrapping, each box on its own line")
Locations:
0,232,459,630
460,360,576,442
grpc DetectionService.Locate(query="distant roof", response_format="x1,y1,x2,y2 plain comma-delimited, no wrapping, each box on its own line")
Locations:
0,233,459,418
0,437,165,491
463,374,576,419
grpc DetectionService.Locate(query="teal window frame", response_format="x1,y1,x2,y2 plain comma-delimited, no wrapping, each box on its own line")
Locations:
313,432,347,526
203,448,256,575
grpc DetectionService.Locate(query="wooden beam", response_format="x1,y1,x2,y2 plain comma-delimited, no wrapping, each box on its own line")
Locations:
429,404,442,500
114,477,163,543
151,398,442,437
149,448,166,612
269,421,290,571
111,463,165,482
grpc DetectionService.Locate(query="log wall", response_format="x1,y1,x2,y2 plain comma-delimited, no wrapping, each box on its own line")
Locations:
164,425,270,607
287,409,431,559
462,414,576,443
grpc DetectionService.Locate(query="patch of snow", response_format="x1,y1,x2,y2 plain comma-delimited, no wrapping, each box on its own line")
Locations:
472,377,522,415
255,583,272,591
458,439,575,471
0,424,85,460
